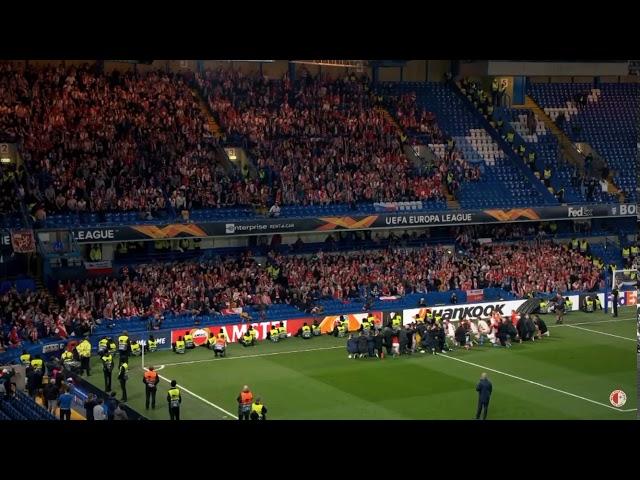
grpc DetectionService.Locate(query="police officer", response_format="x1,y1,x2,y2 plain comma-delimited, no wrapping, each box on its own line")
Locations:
143,366,159,410
118,360,129,402
250,397,267,421
118,331,131,368
167,380,181,420
101,351,114,391
77,336,92,376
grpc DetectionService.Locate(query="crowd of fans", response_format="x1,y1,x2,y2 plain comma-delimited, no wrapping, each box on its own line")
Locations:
197,69,452,205
0,63,221,218
1,238,604,346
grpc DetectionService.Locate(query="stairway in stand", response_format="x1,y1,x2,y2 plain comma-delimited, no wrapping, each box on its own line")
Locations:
377,106,406,140
191,87,223,139
34,277,58,312
516,96,622,199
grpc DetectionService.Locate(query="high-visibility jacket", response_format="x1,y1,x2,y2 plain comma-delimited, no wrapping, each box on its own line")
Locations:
544,168,552,180
622,247,630,259
311,324,320,335
571,239,579,250
249,329,258,340
243,333,253,343
184,334,194,347
98,338,109,352
168,388,181,408
361,321,371,331
20,354,31,366
144,370,159,387
175,340,185,353
119,363,129,380
147,339,158,352
270,327,280,341
118,335,129,352
61,351,74,364
77,340,91,358
130,343,141,356
101,354,113,372
108,341,117,354
30,358,44,372
631,246,639,256
278,326,287,338
251,402,265,419
240,391,253,405
580,241,588,252
506,132,515,143
392,316,402,328
302,325,311,334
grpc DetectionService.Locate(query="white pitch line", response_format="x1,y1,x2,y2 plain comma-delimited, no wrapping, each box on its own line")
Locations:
550,318,633,328
563,325,636,342
153,370,238,419
163,345,344,368
437,353,637,413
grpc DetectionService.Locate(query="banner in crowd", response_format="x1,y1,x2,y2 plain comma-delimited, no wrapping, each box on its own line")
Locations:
38,203,636,242
84,260,113,276
10,229,36,253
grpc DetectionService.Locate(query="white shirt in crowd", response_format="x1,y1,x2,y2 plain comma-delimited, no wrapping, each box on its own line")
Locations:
93,404,106,420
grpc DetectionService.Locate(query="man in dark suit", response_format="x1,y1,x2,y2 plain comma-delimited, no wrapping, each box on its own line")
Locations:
611,285,619,318
475,372,493,420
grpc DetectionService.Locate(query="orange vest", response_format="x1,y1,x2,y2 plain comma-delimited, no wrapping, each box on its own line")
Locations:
144,371,158,384
240,391,253,405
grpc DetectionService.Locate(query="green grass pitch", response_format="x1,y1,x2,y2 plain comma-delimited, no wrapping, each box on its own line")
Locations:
88,307,637,420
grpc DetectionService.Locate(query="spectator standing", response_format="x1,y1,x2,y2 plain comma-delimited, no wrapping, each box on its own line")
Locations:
84,393,97,421
114,402,129,420
57,386,73,421
93,398,106,421
43,381,59,415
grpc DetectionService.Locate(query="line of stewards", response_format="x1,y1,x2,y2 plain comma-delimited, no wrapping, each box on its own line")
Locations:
143,366,159,410
167,380,182,420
